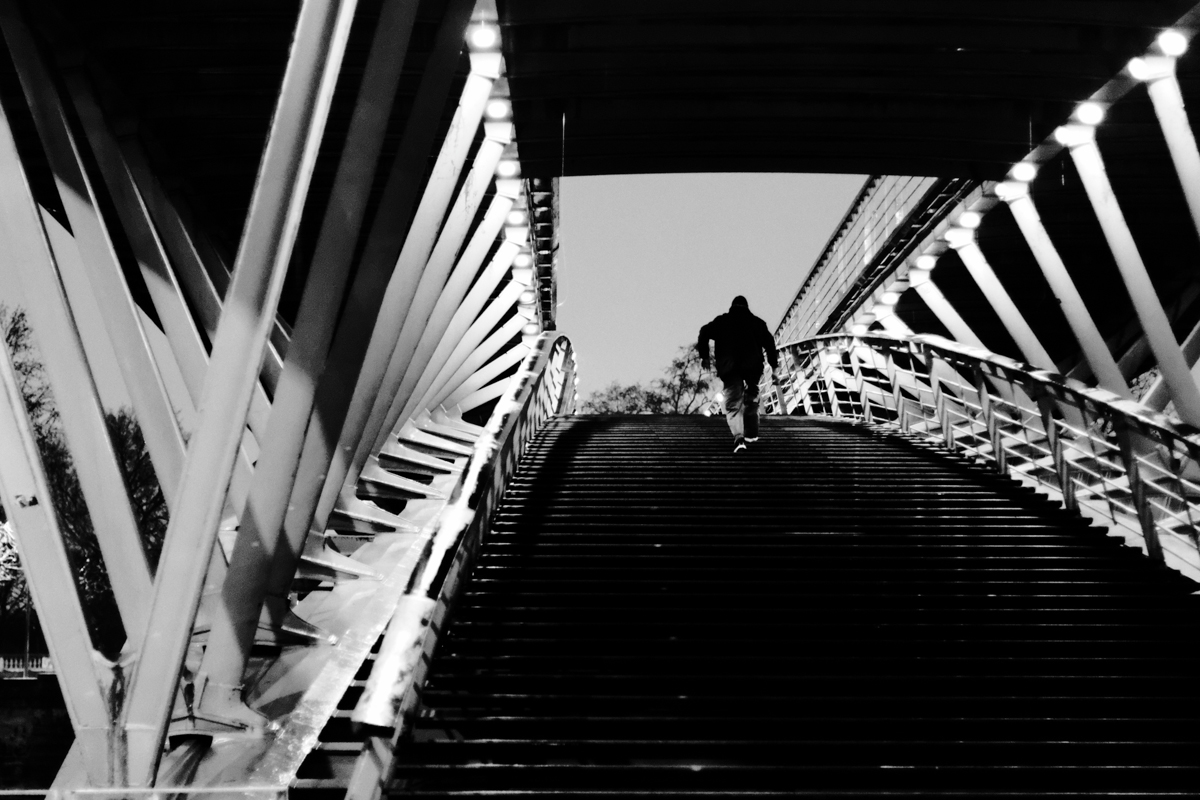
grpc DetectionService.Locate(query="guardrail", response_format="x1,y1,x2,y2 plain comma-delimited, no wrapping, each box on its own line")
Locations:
765,333,1200,580
0,653,52,674
341,332,576,795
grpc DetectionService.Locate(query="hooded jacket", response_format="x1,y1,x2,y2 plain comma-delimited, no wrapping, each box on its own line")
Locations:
698,300,778,378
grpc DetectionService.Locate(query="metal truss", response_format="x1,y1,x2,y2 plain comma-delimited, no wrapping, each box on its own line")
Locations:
0,0,553,791
769,333,1200,582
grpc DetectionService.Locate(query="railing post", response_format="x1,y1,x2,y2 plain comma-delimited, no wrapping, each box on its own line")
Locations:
1036,393,1076,511
1114,421,1167,567
973,366,1006,473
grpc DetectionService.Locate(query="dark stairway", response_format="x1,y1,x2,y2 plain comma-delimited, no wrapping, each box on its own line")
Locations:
392,415,1200,797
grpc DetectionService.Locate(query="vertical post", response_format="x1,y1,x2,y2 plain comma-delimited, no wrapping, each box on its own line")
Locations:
314,52,498,529
1060,123,1200,427
973,366,1006,474
123,0,359,783
1114,421,1166,566
1036,393,1076,510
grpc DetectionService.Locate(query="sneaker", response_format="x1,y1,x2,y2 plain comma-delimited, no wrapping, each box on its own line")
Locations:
745,436,760,443
733,438,747,453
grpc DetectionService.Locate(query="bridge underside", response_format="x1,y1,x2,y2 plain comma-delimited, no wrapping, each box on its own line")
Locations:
4,0,1200,796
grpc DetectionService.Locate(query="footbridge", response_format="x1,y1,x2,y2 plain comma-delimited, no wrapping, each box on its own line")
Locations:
2,1,1200,797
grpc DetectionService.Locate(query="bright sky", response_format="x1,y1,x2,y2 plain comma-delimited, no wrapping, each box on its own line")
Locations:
557,173,868,397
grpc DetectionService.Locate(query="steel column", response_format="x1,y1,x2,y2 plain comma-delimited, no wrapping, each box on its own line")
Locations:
949,232,1056,371
122,0,358,782
192,0,422,727
0,333,114,785
912,278,987,348
313,55,498,527
440,343,532,411
390,182,520,426
1002,186,1131,398
347,131,511,482
0,3,187,508
405,238,522,416
1061,124,1200,426
259,0,476,606
0,82,153,638
429,281,530,408
440,310,536,409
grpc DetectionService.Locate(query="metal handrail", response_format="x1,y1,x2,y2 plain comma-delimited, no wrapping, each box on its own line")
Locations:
765,332,1200,580
352,332,576,729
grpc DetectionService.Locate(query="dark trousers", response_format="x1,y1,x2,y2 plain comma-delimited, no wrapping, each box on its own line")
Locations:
720,370,761,439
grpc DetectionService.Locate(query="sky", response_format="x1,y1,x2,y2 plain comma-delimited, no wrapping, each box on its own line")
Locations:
556,173,868,397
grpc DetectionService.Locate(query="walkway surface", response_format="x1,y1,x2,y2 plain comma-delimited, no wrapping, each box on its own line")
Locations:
392,415,1200,797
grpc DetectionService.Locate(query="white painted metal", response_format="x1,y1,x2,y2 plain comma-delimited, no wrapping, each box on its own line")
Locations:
438,343,531,411
0,328,113,786
1003,188,1131,398
1062,126,1200,427
314,58,499,527
404,238,522,418
0,82,154,640
191,0,422,730
949,233,1056,371
349,137,513,475
390,182,520,426
435,290,532,409
0,3,187,508
122,0,360,783
912,279,987,348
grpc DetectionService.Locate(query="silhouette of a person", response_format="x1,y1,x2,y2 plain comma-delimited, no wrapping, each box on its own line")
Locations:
698,295,778,453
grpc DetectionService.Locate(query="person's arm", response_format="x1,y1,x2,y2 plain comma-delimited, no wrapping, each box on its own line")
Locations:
760,321,779,369
697,321,714,369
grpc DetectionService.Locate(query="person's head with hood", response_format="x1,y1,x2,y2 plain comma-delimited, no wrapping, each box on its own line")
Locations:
730,295,750,312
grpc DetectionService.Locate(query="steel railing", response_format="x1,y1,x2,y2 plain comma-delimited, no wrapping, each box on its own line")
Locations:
764,333,1200,580
350,331,576,729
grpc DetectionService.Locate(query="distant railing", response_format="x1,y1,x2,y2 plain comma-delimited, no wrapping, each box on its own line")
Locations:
766,333,1200,580
0,653,52,674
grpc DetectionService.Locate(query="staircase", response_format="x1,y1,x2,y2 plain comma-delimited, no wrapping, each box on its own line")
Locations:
390,414,1200,797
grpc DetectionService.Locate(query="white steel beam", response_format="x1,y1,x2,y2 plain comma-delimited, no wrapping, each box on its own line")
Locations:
440,343,531,411
1000,185,1132,398
404,238,521,420
440,308,534,409
251,0,475,626
346,136,512,484
1138,57,1200,245
191,0,422,727
457,376,512,412
122,0,359,782
0,3,187,508
313,54,499,527
947,230,1056,371
67,73,212,424
1060,123,1200,426
389,183,520,426
0,335,113,785
912,277,987,348
0,76,153,639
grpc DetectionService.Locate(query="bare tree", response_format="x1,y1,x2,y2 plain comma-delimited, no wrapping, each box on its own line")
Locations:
580,344,714,414
0,305,168,658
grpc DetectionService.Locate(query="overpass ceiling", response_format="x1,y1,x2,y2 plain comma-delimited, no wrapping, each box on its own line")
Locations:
497,0,1200,178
